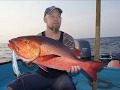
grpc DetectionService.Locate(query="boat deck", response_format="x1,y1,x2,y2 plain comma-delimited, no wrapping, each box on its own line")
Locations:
0,60,120,90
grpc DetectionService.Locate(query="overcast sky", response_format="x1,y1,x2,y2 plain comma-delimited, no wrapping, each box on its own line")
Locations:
0,0,120,43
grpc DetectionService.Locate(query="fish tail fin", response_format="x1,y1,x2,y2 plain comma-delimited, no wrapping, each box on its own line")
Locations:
79,61,105,80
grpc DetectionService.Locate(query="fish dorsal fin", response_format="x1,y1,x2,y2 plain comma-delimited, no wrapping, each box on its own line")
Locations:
40,54,60,61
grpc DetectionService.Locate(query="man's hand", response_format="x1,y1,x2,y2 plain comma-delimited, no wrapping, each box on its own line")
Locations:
67,66,81,73
18,56,35,67
25,61,35,67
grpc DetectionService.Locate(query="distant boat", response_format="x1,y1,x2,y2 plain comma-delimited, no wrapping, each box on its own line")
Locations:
0,40,120,90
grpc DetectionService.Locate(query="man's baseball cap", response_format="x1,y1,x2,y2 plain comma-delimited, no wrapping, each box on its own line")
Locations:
44,6,62,17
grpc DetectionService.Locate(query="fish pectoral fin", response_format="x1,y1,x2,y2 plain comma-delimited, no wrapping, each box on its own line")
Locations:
38,64,48,72
40,54,60,61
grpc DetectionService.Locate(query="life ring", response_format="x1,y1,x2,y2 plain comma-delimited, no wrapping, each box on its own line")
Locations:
88,79,113,89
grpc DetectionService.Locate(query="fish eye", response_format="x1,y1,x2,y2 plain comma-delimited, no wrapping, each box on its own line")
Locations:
24,40,30,43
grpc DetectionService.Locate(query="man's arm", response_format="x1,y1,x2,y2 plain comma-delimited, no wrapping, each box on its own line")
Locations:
63,33,75,48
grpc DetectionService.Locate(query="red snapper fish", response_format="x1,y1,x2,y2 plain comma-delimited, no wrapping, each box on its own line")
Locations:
8,36,105,80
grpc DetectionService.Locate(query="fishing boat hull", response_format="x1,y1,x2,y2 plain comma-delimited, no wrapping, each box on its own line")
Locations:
0,60,120,90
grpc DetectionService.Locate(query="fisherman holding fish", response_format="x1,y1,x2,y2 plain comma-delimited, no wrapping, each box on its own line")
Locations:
8,6,81,90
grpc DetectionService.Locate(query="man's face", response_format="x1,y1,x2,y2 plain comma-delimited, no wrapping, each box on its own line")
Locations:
44,9,62,32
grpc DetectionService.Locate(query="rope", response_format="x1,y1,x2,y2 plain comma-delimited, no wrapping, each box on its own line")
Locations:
88,79,120,89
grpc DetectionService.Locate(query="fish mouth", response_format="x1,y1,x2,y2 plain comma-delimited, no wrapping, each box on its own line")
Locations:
8,40,13,49
8,40,19,55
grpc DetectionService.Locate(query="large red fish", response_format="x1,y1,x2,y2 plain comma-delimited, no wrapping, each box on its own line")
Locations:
8,36,105,80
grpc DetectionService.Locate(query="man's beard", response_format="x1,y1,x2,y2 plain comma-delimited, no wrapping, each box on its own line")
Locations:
48,24,60,33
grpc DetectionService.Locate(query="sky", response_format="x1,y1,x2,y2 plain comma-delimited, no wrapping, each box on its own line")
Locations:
0,0,120,43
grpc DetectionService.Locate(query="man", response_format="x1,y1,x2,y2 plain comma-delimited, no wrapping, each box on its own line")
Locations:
8,6,80,90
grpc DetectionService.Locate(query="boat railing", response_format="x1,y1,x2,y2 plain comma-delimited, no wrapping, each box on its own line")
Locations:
99,52,113,65
100,52,113,60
